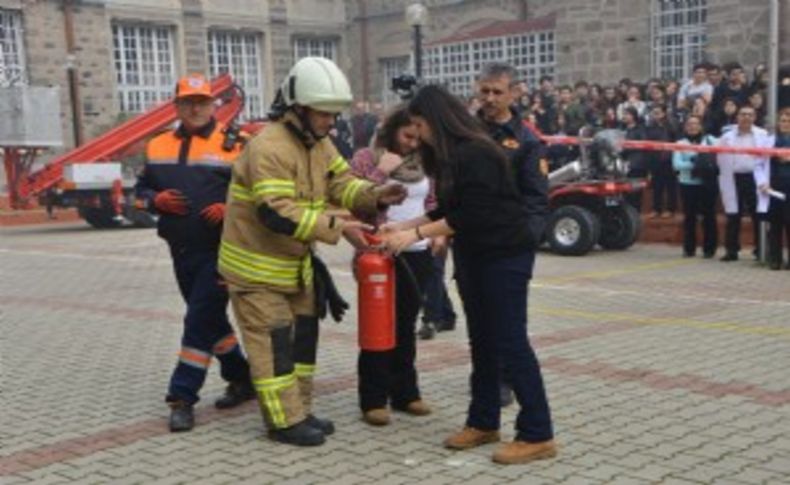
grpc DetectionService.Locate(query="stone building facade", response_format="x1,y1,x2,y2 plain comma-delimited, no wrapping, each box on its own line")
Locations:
347,0,790,104
1,0,788,157
0,0,348,151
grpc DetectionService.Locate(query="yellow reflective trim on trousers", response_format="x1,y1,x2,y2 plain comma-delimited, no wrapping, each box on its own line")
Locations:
328,156,350,176
301,254,313,287
294,209,319,241
341,179,367,209
230,184,253,202
218,253,298,288
219,242,302,287
221,241,302,269
294,363,316,378
253,179,296,198
254,374,297,428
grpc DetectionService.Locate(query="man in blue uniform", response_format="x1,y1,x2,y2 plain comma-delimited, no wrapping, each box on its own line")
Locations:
135,74,254,432
475,62,550,407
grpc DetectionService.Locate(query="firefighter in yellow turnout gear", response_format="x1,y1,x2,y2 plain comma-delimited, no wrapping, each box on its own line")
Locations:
220,57,407,446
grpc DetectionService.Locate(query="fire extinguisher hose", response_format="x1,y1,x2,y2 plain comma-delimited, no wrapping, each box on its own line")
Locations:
392,253,424,312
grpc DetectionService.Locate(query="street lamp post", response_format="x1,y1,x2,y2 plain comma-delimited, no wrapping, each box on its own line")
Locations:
405,3,428,81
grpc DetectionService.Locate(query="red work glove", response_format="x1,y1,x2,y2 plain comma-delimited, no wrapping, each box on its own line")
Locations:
200,203,226,225
153,189,189,215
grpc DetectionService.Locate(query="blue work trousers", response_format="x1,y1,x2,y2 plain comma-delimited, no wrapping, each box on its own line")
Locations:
454,248,553,442
166,248,249,405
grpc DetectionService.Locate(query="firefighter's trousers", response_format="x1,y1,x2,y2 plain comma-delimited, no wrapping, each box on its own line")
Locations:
167,248,251,405
229,285,318,429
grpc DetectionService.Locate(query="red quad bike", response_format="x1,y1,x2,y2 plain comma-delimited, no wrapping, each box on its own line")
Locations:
544,129,647,256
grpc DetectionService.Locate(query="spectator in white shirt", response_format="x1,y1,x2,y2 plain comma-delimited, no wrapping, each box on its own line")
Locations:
617,85,646,123
716,105,772,261
678,63,714,111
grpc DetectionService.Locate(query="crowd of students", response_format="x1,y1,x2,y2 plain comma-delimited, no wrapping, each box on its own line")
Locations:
461,61,790,268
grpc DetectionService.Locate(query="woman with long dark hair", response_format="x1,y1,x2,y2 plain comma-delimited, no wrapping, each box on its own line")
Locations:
348,105,435,425
381,85,556,465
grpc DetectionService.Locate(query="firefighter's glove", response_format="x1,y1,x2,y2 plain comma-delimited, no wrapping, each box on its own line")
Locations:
154,189,190,215
312,255,349,323
200,203,226,225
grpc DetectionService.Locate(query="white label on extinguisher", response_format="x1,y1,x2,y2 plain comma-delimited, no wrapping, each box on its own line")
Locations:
368,273,388,283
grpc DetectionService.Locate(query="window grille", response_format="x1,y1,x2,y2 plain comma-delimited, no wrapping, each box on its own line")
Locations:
652,0,707,81
293,38,337,62
208,31,265,120
424,30,554,98
112,23,176,113
0,8,26,87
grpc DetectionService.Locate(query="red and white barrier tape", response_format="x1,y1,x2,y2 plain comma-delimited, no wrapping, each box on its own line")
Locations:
522,121,790,158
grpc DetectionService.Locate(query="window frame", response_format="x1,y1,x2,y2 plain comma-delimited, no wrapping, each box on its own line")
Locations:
112,23,176,114
207,30,265,120
651,0,708,81
0,8,27,87
293,37,338,62
424,29,555,98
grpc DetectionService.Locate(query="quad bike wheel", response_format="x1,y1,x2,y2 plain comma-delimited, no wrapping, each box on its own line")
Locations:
598,204,641,250
546,205,601,256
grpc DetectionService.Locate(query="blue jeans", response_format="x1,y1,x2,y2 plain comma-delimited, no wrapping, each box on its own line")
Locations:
454,248,553,442
421,251,456,325
166,248,250,405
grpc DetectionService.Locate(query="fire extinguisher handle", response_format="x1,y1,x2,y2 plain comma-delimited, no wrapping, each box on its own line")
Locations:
362,232,382,246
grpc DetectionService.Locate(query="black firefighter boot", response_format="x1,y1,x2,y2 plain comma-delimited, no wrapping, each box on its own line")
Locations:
269,419,326,446
214,380,256,409
168,401,195,432
305,414,335,435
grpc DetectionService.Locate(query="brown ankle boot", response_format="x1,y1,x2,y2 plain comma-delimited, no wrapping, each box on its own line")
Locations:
362,408,390,426
444,427,500,450
492,439,558,464
402,400,432,416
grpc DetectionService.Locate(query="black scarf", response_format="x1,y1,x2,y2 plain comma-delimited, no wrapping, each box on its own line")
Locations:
686,133,703,144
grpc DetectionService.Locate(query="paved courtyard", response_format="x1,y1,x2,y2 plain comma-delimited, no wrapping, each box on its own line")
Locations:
1,222,789,484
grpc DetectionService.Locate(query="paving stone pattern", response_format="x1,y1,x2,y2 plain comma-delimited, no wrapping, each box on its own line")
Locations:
1,223,789,484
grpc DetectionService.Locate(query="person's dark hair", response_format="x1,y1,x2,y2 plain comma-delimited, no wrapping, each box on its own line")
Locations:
373,104,412,153
479,62,519,86
737,104,756,115
558,84,573,93
407,84,502,187
692,63,708,72
724,62,744,74
539,75,553,84
574,80,589,89
722,96,740,108
624,106,640,124
708,63,721,71
778,108,790,132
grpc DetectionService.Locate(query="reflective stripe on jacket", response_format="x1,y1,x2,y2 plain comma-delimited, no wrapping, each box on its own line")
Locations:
220,112,379,292
135,119,243,250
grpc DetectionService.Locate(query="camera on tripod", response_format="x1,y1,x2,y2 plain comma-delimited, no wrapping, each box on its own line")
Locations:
391,74,420,100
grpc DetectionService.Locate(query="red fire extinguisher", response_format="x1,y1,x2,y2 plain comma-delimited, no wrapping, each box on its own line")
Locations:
356,233,396,351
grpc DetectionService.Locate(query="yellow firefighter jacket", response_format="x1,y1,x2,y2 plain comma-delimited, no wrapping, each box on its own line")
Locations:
219,111,379,292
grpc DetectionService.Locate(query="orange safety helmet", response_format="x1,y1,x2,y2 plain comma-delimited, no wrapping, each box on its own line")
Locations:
175,74,212,99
